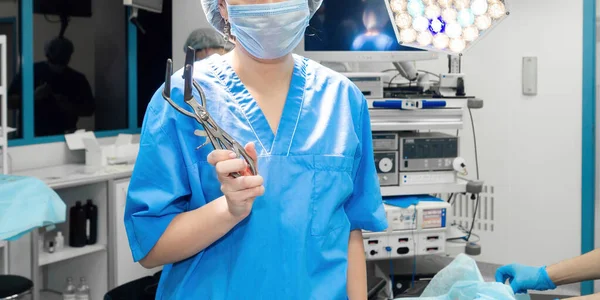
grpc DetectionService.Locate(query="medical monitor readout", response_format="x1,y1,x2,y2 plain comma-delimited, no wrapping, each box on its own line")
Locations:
305,0,424,53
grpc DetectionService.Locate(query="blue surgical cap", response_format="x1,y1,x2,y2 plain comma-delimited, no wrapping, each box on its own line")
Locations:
201,0,323,35
184,28,234,53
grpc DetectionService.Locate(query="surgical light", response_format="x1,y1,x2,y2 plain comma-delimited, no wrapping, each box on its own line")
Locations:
395,12,413,29
437,0,453,8
425,5,442,19
449,38,466,52
470,0,488,16
462,26,479,42
475,14,492,30
488,1,506,19
433,33,449,49
429,17,445,34
400,28,418,43
453,0,470,10
413,16,430,32
407,0,425,17
445,23,462,38
386,0,509,54
442,8,458,23
457,9,474,27
418,31,433,46
390,0,408,12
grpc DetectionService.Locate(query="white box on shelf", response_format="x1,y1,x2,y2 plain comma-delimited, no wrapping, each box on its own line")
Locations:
65,131,140,167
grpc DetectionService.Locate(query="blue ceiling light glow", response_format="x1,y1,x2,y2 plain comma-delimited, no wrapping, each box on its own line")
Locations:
429,16,446,34
407,0,425,17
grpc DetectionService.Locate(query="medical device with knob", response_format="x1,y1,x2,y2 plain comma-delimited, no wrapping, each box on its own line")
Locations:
161,47,257,178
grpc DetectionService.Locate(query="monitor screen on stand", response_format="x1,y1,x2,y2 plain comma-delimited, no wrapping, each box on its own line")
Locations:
295,0,439,63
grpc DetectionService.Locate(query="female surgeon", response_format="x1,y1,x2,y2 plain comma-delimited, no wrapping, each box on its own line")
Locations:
124,0,388,299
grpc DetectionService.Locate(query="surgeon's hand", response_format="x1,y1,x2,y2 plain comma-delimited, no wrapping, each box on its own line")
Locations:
207,142,264,219
495,264,557,294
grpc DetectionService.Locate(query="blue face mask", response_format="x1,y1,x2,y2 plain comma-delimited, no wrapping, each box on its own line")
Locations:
227,0,310,60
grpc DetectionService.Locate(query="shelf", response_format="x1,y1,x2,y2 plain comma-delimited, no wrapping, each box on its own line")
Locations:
39,244,106,266
0,127,16,147
369,108,464,132
14,163,134,189
380,179,468,196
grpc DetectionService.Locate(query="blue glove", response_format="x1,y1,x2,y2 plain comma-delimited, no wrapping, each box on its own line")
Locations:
495,264,556,294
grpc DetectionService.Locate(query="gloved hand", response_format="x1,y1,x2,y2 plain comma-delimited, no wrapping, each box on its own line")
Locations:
495,264,556,294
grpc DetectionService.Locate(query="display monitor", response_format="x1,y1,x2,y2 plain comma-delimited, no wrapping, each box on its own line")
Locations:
295,0,438,62
130,0,164,13
33,0,92,17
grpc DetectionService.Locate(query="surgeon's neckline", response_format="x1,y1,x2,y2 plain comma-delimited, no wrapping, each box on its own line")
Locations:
208,54,308,156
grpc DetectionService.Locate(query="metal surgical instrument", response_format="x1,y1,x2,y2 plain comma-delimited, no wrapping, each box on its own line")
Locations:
161,47,257,178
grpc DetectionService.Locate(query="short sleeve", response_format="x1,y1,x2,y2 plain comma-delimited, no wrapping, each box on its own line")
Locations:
124,89,192,262
344,99,388,232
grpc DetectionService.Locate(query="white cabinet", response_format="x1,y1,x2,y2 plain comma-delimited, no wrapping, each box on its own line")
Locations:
111,179,161,287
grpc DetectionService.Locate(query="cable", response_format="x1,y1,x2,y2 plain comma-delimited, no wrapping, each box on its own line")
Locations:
389,258,394,296
44,14,62,23
388,73,402,88
468,108,480,180
447,193,454,203
417,70,441,79
448,224,481,243
466,194,480,241
411,208,417,288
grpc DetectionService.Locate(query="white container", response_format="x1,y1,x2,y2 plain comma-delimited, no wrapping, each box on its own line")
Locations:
55,231,64,251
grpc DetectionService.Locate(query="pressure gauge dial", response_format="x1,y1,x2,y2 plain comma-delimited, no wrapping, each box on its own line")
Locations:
379,157,393,173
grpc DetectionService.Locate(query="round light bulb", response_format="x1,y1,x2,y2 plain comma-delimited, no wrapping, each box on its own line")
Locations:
390,0,408,13
445,23,462,38
429,17,445,34
449,38,466,53
400,28,418,43
457,9,475,27
425,5,441,19
417,31,433,46
407,0,425,17
475,14,492,30
437,0,453,8
488,2,506,19
470,0,488,16
413,16,430,32
453,0,470,10
395,12,413,29
442,8,458,23
462,25,479,41
433,33,450,49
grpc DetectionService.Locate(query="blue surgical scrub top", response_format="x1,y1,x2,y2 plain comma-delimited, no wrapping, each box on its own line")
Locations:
125,54,388,300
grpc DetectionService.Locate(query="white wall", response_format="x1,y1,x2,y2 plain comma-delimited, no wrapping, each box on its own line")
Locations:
173,0,584,274
172,0,210,69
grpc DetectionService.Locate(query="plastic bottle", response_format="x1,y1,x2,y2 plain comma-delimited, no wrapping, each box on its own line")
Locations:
63,277,76,300
48,241,55,253
69,201,87,247
84,199,98,245
55,231,64,250
75,277,90,300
